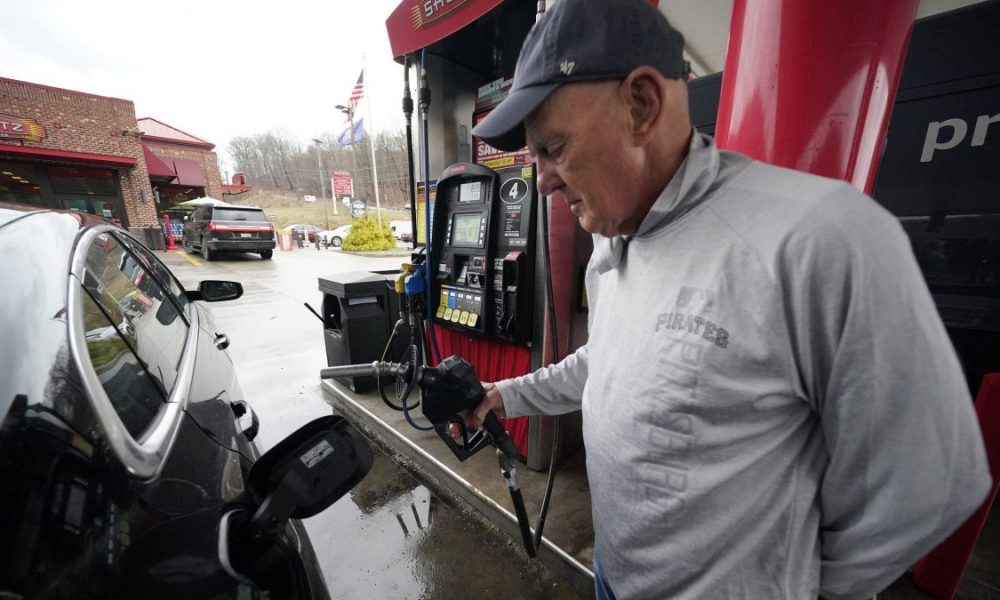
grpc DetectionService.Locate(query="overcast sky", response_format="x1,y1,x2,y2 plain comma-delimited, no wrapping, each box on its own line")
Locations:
1,0,411,172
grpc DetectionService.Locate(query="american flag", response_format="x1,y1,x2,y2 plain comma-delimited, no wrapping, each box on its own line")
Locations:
347,70,365,116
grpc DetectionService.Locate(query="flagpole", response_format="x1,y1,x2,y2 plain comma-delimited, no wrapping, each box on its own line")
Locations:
362,52,383,228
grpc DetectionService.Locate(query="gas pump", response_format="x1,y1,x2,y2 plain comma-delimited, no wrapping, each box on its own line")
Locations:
429,162,538,345
321,0,586,563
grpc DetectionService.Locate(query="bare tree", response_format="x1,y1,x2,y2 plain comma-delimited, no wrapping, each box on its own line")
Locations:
228,126,416,209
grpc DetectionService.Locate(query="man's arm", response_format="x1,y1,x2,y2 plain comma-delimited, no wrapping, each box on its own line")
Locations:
495,344,589,417
781,185,991,600
455,345,589,436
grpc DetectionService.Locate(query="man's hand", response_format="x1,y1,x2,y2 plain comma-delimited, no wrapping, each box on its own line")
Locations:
449,382,505,440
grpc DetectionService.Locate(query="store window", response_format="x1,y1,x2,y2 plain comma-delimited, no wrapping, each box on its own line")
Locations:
49,166,118,195
0,160,42,205
50,166,125,225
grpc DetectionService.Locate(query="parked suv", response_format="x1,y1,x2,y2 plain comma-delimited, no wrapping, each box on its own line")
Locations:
182,205,276,260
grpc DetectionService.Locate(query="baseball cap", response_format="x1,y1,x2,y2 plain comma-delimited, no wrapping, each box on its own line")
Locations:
472,0,687,152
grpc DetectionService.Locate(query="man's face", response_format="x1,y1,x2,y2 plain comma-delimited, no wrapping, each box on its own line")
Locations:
525,81,643,237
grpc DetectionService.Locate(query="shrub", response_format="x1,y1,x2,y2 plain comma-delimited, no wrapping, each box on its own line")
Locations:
342,217,396,251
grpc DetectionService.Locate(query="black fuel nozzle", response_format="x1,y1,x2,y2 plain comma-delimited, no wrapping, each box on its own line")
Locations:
419,355,524,463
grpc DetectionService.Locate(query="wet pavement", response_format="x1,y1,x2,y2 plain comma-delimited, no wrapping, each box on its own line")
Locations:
159,244,590,599
323,451,584,600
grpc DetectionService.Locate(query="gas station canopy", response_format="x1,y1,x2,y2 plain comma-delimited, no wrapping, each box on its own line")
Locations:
386,0,505,59
386,0,986,77
385,0,545,77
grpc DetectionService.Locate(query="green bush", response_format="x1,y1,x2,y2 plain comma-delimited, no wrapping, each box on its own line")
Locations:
342,217,396,251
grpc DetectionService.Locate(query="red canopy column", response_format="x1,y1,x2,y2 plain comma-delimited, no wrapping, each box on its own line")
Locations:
714,0,918,193
715,2,997,595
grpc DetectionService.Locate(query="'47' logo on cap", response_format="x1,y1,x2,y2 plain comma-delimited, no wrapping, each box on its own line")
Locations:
559,60,576,76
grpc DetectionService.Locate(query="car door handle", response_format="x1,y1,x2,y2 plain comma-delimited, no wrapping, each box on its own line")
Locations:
215,333,230,350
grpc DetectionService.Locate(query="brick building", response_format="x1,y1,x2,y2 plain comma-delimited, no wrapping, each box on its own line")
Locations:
0,77,227,234
138,117,223,205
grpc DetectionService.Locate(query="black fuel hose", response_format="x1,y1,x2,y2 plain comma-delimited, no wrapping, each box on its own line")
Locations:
527,0,558,557
419,49,442,364
403,55,418,251
526,185,562,554
499,452,537,558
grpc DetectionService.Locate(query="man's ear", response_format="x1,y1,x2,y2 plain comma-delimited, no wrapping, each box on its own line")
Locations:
623,67,667,144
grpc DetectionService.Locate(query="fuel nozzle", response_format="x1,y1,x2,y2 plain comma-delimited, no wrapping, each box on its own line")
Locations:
419,356,524,463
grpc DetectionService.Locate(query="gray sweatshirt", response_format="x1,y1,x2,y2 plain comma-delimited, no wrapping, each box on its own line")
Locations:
496,132,991,599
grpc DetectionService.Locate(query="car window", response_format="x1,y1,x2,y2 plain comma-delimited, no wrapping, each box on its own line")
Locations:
214,208,268,222
79,233,190,437
116,232,189,316
79,291,164,437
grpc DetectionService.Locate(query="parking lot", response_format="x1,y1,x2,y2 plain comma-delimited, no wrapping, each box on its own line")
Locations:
159,244,591,599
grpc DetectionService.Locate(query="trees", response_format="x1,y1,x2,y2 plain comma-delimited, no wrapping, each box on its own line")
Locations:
228,128,413,209
228,132,302,190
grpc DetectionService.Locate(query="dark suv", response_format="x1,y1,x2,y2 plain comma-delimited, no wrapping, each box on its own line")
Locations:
182,205,276,260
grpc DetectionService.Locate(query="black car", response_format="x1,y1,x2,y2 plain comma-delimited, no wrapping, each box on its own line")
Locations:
0,203,372,599
182,205,276,261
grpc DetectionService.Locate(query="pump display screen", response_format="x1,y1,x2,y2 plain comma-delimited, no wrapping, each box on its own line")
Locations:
452,213,482,246
459,181,482,202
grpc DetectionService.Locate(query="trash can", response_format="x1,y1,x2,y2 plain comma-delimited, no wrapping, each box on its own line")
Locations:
142,226,165,250
319,272,399,392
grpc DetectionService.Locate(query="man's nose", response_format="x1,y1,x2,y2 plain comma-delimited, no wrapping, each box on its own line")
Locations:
535,159,559,196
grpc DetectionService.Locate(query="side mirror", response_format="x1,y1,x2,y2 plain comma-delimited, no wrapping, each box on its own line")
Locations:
247,416,372,533
231,400,259,442
185,280,244,302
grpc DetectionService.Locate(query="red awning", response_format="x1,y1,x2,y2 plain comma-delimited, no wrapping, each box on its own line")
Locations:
172,159,206,187
142,144,175,179
386,0,504,58
0,143,137,167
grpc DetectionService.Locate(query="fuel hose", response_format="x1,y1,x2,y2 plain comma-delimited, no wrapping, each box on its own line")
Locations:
498,451,537,558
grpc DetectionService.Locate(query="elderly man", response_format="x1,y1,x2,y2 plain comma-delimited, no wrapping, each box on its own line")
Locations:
466,0,992,598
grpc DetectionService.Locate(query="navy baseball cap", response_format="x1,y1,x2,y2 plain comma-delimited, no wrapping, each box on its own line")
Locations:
472,0,687,152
